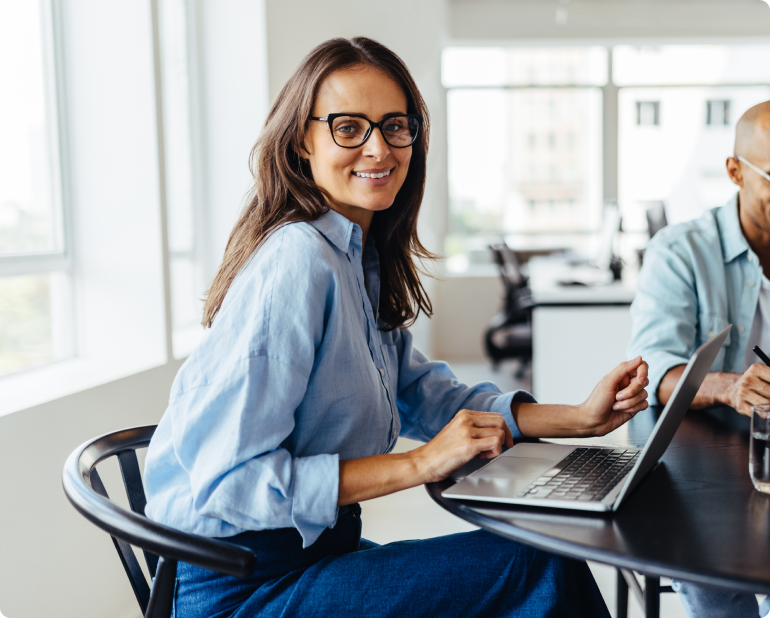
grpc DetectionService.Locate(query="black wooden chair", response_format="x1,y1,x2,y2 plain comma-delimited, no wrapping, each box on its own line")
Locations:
616,568,673,618
484,242,535,376
62,425,256,618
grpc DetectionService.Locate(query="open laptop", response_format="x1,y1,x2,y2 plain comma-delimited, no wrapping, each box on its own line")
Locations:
442,325,731,511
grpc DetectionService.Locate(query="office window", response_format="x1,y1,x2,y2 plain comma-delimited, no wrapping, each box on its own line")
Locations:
616,45,770,228
635,101,660,126
444,43,770,270
706,100,731,126
0,0,72,376
157,0,206,357
444,47,605,264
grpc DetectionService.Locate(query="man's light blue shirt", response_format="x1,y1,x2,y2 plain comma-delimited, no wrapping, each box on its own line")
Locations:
144,209,534,547
628,194,762,405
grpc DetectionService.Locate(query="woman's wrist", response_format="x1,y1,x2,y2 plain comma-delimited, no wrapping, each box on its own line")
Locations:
512,402,588,438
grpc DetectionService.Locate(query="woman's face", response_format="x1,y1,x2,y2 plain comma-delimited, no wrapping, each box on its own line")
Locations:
303,65,412,229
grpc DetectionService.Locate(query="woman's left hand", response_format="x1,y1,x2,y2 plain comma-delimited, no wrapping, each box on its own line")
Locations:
578,356,649,436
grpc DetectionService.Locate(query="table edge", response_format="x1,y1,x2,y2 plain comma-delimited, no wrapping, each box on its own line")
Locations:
425,482,770,595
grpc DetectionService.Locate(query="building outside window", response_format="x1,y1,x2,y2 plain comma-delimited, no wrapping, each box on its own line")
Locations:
444,44,770,271
635,101,660,126
706,99,731,126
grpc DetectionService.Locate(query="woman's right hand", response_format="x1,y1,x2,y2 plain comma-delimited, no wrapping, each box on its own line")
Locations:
411,410,513,484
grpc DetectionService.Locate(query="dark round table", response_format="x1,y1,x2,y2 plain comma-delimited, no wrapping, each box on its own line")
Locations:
427,406,770,609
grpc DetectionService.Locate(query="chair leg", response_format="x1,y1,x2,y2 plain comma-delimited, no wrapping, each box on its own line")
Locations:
616,569,629,618
145,557,178,618
644,575,661,618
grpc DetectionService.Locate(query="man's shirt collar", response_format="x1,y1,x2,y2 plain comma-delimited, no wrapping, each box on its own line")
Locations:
717,193,749,264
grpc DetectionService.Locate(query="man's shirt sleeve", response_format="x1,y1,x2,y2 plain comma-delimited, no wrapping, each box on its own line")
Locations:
628,237,699,405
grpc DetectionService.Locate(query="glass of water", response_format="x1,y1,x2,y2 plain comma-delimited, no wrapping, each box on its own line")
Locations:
750,404,770,493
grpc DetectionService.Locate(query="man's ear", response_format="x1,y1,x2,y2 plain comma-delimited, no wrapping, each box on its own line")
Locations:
726,157,744,188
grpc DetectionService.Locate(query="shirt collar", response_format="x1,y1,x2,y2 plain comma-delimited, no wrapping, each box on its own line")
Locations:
717,193,749,264
309,208,355,253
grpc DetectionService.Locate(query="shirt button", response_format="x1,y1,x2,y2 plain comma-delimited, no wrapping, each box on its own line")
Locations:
709,330,715,337
749,255,755,262
379,367,384,376
749,280,756,287
739,325,746,333
392,429,398,438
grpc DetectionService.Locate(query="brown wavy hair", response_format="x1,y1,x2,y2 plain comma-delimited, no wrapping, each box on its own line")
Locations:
202,37,435,330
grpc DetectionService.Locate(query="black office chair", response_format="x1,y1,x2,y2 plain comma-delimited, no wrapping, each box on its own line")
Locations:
484,242,534,376
645,201,668,239
62,425,256,618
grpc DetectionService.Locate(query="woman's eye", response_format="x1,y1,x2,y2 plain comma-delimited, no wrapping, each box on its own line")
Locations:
336,124,360,135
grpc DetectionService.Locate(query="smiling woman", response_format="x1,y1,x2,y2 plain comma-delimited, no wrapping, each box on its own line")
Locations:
142,36,649,618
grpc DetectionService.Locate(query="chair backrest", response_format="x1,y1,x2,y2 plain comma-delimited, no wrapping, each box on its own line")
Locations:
62,426,255,618
645,201,668,239
489,242,535,319
489,242,525,290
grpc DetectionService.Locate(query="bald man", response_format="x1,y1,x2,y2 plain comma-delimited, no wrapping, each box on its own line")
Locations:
628,101,770,617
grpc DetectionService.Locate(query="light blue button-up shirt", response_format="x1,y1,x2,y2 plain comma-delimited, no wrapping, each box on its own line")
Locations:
144,209,533,547
628,194,761,405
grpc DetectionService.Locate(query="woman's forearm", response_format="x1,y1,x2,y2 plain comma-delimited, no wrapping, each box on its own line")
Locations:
338,453,422,506
512,403,591,438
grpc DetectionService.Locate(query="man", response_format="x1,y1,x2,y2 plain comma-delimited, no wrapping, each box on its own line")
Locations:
629,100,770,618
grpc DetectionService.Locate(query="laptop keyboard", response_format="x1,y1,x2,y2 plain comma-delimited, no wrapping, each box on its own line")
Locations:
517,447,640,502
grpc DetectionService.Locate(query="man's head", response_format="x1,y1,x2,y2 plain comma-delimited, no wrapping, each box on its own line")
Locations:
727,101,770,238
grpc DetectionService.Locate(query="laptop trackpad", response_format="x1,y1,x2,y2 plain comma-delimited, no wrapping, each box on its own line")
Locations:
462,456,556,498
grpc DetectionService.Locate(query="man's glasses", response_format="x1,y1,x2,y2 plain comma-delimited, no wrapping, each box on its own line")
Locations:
309,113,422,149
737,155,770,184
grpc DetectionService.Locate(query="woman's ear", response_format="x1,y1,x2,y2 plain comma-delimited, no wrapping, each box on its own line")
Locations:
298,134,312,161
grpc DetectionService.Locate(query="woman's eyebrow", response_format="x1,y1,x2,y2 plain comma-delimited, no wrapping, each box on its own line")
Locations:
333,111,408,119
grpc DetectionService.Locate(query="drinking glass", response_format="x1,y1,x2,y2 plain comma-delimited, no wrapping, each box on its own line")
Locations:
750,404,770,493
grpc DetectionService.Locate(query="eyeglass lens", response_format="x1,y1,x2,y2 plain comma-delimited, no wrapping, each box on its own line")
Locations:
331,115,418,148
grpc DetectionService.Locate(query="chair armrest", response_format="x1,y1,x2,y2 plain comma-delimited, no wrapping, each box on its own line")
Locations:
62,435,255,578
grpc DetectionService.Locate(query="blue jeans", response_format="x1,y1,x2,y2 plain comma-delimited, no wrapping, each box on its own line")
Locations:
672,579,768,618
172,504,610,617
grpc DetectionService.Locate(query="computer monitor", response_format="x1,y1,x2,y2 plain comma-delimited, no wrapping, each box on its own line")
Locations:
593,202,621,271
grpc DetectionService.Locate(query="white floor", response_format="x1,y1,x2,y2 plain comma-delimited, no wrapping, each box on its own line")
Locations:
361,360,690,618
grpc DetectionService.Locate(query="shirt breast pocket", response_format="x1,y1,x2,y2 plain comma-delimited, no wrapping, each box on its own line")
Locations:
698,313,731,371
379,330,400,396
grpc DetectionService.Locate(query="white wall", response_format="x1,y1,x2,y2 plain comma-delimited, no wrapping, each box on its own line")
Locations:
0,361,183,618
449,0,770,41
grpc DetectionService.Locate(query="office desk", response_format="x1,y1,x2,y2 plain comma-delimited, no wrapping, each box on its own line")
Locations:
527,257,636,404
428,406,770,604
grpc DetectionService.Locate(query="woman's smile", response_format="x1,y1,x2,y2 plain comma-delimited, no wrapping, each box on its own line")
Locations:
352,166,394,185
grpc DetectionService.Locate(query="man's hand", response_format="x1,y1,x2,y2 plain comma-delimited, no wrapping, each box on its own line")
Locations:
724,363,770,416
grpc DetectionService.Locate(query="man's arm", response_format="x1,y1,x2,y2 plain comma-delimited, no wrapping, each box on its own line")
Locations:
659,364,770,416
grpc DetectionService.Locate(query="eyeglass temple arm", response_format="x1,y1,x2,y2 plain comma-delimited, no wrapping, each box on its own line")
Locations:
737,155,770,183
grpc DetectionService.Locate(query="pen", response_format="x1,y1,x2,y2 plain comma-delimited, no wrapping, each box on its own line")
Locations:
753,345,770,366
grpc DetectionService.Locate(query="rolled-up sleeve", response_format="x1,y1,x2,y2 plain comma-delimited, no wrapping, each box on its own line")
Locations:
392,328,536,442
148,225,344,547
628,238,698,405
169,356,339,547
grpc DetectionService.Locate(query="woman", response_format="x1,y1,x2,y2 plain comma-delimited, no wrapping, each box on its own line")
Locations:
144,37,649,617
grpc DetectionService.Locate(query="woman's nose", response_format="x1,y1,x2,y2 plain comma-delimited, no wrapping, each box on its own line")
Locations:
362,127,390,159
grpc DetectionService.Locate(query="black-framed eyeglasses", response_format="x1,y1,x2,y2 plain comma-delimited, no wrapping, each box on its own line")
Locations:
309,113,422,149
